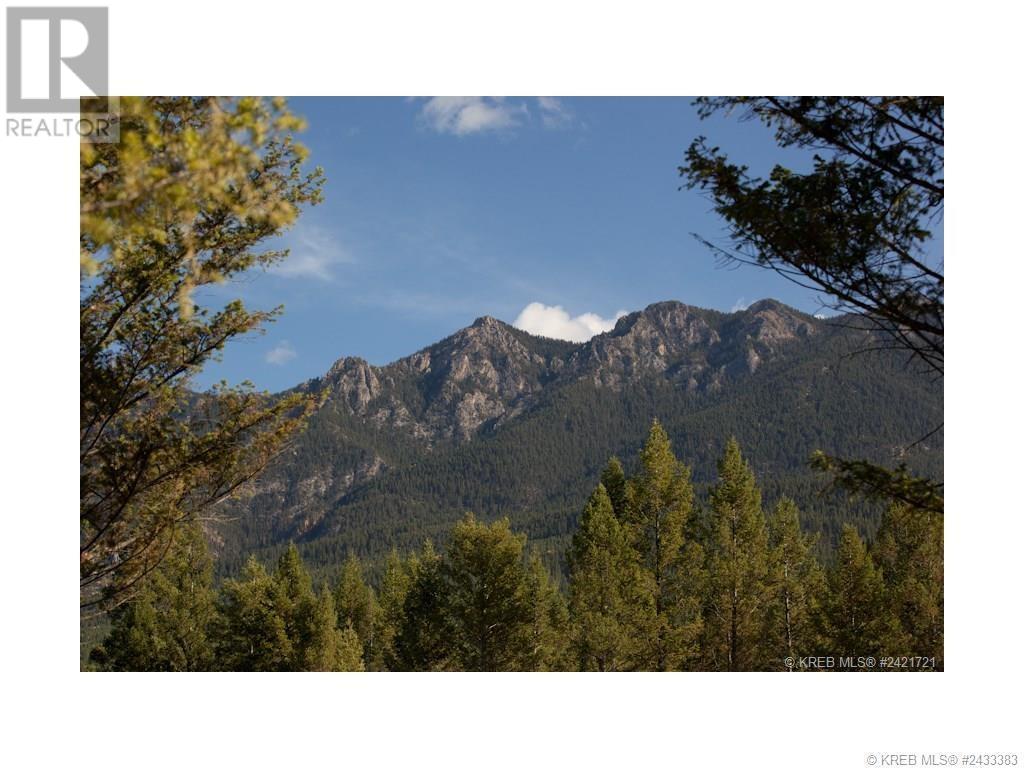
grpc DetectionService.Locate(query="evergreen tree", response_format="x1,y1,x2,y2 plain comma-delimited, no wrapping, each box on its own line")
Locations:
872,503,943,666
443,515,534,671
765,498,826,669
272,543,319,669
567,484,650,671
393,541,454,671
337,624,367,672
625,421,703,670
335,554,377,668
304,588,364,671
681,97,944,513
92,523,216,671
216,557,293,671
826,525,901,661
92,592,163,671
703,438,775,671
217,543,342,671
372,550,413,671
600,457,629,520
523,554,571,671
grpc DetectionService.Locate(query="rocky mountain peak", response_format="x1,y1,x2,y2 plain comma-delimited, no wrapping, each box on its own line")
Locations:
322,356,380,412
738,299,816,344
308,298,820,440
471,314,506,330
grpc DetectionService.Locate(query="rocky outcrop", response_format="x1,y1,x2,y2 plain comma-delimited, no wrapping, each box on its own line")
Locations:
301,298,820,445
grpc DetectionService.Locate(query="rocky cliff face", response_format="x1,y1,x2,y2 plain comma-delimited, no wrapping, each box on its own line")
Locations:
302,298,818,442
237,299,823,543
213,297,940,563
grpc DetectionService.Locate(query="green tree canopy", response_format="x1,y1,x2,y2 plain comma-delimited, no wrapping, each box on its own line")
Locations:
703,437,774,670
679,97,943,515
91,521,216,671
826,525,902,660
625,421,703,670
764,497,826,667
568,484,649,671
680,96,943,374
335,554,377,667
80,97,324,610
872,503,943,664
443,515,534,671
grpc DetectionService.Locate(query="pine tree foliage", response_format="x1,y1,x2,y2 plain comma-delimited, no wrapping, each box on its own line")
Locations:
872,503,943,666
679,96,944,513
216,557,293,671
625,421,703,670
568,484,649,671
335,555,377,668
372,550,413,671
764,498,826,668
600,457,629,520
92,522,216,671
305,588,364,671
825,525,902,660
393,542,454,671
443,515,534,671
336,624,367,672
703,438,775,670
523,555,572,671
93,423,941,672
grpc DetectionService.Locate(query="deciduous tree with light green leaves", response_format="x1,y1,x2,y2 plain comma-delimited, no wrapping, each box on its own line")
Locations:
80,97,324,611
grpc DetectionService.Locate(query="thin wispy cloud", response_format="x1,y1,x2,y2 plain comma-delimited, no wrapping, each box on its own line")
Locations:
537,96,572,128
514,302,627,342
418,97,574,136
731,297,752,313
265,340,297,366
271,224,354,281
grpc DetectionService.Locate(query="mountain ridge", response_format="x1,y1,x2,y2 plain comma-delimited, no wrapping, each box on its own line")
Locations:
214,297,941,575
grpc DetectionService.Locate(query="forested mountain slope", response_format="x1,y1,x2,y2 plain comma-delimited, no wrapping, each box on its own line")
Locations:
212,299,942,576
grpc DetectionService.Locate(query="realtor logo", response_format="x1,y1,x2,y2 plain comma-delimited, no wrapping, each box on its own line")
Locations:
6,7,108,113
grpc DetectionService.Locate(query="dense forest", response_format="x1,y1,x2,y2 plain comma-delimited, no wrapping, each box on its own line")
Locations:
212,304,942,583
88,423,942,671
79,97,944,674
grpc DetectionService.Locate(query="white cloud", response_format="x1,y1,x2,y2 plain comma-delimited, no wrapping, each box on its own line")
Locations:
419,97,524,136
514,302,627,342
265,340,297,366
418,96,574,135
731,297,752,313
272,224,353,281
537,96,572,128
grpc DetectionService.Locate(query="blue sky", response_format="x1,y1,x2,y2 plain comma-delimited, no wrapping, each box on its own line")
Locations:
195,97,921,392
